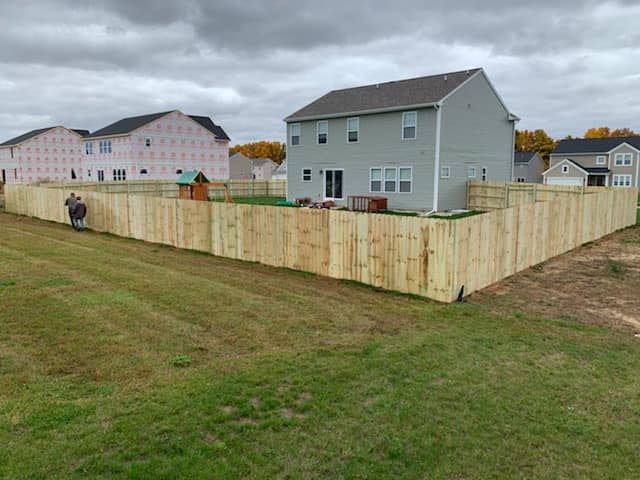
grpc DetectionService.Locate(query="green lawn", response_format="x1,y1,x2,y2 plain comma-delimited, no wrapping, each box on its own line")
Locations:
210,196,285,206
1,213,640,478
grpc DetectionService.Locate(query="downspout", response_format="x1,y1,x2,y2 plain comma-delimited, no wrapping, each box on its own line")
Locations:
510,120,516,182
432,102,442,212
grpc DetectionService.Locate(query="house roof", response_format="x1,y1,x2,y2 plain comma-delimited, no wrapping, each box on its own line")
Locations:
553,136,640,154
0,126,88,147
284,68,483,121
252,158,276,167
514,152,537,164
175,169,210,185
85,111,230,141
567,158,609,174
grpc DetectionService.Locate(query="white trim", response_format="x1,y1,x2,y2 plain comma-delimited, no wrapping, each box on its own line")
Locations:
481,166,488,182
614,152,633,167
636,153,639,187
316,120,328,145
346,117,359,144
541,158,590,177
284,102,438,122
612,174,632,187
439,70,483,105
468,166,477,178
440,165,450,179
561,165,569,174
398,166,413,194
401,111,417,140
290,123,301,146
432,104,442,211
323,168,344,200
595,155,606,165
301,167,312,183
383,166,397,193
606,141,640,154
369,167,382,193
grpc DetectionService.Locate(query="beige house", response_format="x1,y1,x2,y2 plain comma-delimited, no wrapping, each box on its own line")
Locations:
251,158,278,180
543,137,640,187
229,152,253,179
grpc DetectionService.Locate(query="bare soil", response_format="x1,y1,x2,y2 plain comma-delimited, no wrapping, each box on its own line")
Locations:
471,225,640,333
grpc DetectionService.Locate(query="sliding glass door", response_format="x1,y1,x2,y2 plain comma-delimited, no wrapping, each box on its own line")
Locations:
324,169,344,200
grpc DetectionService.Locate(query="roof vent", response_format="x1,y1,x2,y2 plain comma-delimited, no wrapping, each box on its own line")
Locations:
444,75,448,81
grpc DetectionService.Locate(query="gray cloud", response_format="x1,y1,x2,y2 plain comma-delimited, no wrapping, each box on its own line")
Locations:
1,0,639,144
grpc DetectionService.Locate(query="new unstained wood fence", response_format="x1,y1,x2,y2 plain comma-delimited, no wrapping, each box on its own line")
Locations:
38,179,287,199
4,183,637,302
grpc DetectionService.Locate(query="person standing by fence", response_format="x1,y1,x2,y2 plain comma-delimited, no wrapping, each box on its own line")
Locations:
64,193,77,229
73,196,87,231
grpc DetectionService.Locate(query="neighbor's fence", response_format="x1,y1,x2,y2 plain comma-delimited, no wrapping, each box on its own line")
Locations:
5,184,637,302
467,180,607,210
38,179,287,199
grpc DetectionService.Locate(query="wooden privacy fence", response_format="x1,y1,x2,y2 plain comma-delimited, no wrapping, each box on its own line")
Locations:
38,179,287,199
467,180,606,210
4,184,638,302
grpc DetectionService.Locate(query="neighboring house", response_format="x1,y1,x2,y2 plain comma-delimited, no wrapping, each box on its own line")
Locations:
272,159,287,180
83,110,230,181
543,137,640,187
283,68,518,210
0,126,89,184
229,152,253,179
513,152,544,183
251,158,278,180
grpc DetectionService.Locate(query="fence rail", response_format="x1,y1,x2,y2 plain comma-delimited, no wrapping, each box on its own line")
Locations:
467,180,606,210
4,183,637,302
36,179,287,199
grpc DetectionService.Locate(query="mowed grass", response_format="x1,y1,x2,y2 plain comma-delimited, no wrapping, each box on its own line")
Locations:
1,213,640,479
210,196,285,206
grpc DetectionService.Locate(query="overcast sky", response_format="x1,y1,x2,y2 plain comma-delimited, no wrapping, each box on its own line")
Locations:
1,0,639,144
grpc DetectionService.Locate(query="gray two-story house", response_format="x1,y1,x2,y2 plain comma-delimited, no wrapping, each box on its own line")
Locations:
283,68,518,211
513,152,544,183
543,137,640,187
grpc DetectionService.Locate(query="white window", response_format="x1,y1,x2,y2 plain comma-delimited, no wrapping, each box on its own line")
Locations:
561,165,569,173
596,155,606,165
398,167,412,193
290,124,300,146
468,166,476,178
481,167,488,181
87,168,92,177
145,138,152,147
97,170,104,182
402,111,417,140
347,117,359,143
302,168,312,182
85,142,93,155
384,167,396,192
317,121,328,145
370,167,382,192
441,166,450,179
613,174,632,187
99,140,112,154
614,153,632,166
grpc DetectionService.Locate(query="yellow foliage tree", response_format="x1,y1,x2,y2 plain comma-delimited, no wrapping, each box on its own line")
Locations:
229,141,286,163
583,126,637,138
515,129,557,166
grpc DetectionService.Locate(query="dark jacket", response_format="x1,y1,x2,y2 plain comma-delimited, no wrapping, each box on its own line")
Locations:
65,196,77,210
73,201,87,218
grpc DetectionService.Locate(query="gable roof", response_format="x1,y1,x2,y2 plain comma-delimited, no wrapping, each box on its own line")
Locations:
514,152,538,164
1,127,56,147
553,136,640,154
251,158,277,168
175,169,210,185
543,157,610,176
85,111,230,141
284,68,483,121
0,126,88,147
188,115,230,141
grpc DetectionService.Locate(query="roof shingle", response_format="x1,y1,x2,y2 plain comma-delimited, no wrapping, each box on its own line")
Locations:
284,68,483,121
553,137,640,154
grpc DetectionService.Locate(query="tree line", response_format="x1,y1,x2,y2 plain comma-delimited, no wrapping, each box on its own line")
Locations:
229,141,286,164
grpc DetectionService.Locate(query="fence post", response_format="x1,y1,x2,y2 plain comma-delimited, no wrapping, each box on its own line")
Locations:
504,184,510,208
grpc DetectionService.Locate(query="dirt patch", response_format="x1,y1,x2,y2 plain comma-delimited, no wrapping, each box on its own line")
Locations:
470,226,640,333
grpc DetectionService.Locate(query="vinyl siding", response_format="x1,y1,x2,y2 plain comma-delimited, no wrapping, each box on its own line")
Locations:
514,153,544,183
438,72,514,210
286,109,437,210
544,161,587,180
